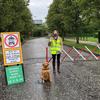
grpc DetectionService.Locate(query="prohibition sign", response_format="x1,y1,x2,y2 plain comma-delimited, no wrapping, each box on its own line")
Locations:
4,34,18,48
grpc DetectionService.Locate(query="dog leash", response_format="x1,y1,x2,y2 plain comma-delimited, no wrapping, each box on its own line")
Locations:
48,57,52,63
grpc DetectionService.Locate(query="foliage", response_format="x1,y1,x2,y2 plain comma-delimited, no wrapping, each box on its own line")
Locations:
32,25,48,37
0,0,34,32
47,0,100,43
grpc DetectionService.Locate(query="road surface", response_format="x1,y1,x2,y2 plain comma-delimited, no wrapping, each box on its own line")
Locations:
0,37,100,100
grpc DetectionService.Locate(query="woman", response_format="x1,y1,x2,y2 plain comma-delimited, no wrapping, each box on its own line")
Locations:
48,30,63,73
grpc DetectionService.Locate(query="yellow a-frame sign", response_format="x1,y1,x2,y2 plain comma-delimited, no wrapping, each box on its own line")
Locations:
1,32,23,66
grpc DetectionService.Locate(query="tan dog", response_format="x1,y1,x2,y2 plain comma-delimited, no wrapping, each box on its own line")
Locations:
41,62,51,83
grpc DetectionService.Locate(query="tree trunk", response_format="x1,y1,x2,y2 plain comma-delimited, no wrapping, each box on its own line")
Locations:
76,35,79,44
98,32,100,43
62,33,65,41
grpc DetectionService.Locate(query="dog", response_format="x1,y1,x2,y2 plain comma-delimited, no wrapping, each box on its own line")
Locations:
41,62,51,83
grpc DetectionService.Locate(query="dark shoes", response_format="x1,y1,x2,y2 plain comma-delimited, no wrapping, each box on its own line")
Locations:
53,66,61,73
53,69,61,73
57,70,61,73
57,66,61,73
53,69,56,73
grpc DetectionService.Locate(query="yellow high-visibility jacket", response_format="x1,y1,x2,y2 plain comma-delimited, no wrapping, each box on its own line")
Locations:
49,36,63,54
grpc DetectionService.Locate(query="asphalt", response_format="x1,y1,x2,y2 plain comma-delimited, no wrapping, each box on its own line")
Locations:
0,37,100,100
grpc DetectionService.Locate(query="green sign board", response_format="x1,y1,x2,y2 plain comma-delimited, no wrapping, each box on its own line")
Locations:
5,64,24,85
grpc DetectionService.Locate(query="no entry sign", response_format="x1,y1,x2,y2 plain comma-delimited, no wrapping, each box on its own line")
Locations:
4,34,18,48
3,33,20,48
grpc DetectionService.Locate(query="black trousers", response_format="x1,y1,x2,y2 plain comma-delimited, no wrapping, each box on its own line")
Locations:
52,54,61,71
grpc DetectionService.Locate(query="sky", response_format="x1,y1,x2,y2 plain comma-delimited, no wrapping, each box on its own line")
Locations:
28,0,53,22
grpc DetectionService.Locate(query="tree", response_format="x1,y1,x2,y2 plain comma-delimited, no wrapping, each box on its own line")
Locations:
47,0,64,39
32,24,48,37
47,0,100,44
79,0,100,43
47,0,84,43
0,0,33,32
61,0,84,43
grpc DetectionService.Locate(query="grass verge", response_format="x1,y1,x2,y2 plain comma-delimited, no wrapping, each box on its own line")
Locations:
86,37,97,42
64,40,100,55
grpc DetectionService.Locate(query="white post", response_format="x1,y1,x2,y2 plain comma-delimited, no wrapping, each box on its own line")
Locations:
73,47,86,60
62,49,74,61
97,45,100,50
85,46,98,60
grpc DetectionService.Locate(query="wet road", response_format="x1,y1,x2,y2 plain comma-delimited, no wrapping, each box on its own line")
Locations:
0,37,100,100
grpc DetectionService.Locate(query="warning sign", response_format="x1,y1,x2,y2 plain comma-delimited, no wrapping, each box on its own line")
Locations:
5,50,21,64
3,33,20,48
1,32,23,66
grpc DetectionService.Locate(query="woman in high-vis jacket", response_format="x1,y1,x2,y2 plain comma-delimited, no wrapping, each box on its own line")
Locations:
48,30,63,73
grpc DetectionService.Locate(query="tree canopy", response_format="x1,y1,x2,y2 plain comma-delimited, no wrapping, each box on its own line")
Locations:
0,0,33,32
47,0,100,43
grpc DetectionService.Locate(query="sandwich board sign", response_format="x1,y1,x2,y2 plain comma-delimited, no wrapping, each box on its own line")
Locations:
1,32,25,85
1,32,23,66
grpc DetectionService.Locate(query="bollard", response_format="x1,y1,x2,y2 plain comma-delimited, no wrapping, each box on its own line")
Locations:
46,47,48,62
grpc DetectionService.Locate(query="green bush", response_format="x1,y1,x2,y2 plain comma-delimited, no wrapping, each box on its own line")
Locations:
32,25,47,37
20,35,24,42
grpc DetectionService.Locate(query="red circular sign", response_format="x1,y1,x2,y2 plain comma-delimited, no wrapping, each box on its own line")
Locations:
4,34,18,48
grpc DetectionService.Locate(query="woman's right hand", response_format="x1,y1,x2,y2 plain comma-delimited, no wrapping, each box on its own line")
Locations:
48,42,51,46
